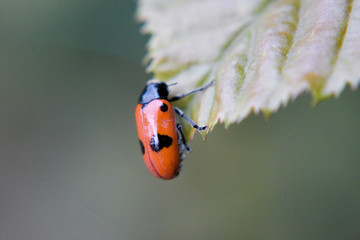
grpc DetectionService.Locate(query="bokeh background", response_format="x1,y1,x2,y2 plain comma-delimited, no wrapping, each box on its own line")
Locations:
1,1,360,239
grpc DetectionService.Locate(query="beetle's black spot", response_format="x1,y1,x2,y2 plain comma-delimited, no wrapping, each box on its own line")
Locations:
160,103,168,112
139,139,145,155
156,82,169,98
150,134,173,152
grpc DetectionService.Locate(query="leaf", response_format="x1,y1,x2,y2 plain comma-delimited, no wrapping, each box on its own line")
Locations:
137,0,360,137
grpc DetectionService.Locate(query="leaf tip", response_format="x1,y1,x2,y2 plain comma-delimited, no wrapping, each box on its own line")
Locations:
311,93,332,107
262,108,273,121
199,131,208,141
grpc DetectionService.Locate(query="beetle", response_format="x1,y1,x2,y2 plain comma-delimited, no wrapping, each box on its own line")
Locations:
135,80,214,179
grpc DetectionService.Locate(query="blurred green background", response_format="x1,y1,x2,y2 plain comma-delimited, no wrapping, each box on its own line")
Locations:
1,1,360,239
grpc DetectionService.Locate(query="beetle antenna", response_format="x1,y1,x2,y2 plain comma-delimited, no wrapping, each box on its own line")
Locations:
167,82,178,87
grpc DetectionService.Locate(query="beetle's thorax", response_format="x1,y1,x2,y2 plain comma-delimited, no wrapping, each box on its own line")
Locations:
138,82,169,104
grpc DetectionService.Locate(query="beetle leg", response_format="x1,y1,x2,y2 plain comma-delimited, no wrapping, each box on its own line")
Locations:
174,107,207,131
174,124,189,177
176,123,191,152
169,80,214,102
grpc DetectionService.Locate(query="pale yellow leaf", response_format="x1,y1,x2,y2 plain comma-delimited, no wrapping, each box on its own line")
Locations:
137,0,360,136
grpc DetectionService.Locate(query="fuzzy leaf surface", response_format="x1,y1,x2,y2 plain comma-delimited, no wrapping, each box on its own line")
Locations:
138,0,360,136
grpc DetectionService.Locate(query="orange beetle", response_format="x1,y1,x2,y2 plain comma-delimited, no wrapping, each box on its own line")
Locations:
135,80,214,179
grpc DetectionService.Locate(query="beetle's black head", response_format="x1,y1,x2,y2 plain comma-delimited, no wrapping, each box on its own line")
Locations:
138,82,169,104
